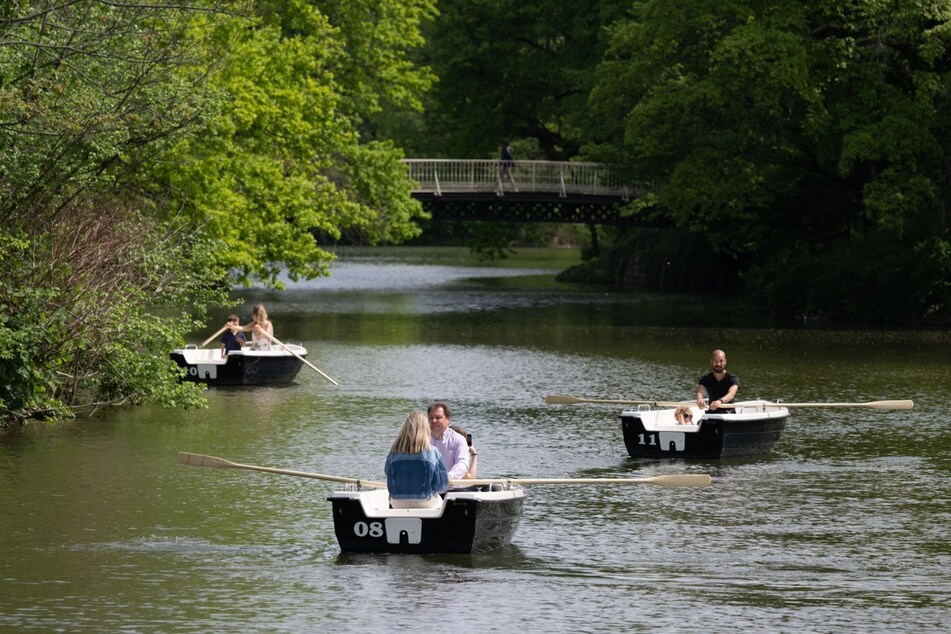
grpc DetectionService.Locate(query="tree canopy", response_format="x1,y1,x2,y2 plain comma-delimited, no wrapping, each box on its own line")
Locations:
585,0,951,320
0,0,436,425
406,0,630,159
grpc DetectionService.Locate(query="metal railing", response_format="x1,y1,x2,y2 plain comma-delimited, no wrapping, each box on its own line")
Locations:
403,159,633,199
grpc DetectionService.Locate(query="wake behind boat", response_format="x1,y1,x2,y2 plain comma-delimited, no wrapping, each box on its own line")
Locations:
329,485,526,554
621,400,790,459
170,344,307,386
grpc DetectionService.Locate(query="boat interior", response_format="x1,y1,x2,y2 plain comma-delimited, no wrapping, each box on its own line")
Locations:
331,487,525,519
627,401,790,431
174,344,306,364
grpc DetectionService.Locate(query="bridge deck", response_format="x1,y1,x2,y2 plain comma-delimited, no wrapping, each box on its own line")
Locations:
402,159,652,226
403,159,634,198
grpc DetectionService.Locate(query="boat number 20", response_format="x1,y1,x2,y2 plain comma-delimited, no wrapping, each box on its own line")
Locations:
353,521,384,537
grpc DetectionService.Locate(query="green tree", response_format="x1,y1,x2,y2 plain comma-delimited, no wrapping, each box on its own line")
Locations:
0,0,439,425
404,0,629,160
0,1,235,425
155,0,436,287
587,0,951,321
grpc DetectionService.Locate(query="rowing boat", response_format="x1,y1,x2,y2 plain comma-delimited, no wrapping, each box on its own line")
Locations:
169,344,307,386
620,400,790,459
328,486,526,554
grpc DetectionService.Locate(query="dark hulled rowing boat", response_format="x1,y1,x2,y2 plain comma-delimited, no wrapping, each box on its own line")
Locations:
621,400,789,459
329,486,526,554
169,344,306,386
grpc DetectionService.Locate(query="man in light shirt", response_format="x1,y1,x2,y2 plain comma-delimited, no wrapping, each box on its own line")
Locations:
427,402,470,481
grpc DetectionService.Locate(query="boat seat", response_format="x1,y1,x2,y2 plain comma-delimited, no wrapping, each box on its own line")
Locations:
179,348,228,365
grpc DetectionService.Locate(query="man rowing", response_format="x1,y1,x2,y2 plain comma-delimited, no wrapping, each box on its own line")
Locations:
696,349,738,411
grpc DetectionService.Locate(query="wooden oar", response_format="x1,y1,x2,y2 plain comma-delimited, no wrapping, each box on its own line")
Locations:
547,394,914,410
200,324,230,348
456,474,711,488
545,394,689,407
177,452,386,488
257,329,339,386
731,399,914,410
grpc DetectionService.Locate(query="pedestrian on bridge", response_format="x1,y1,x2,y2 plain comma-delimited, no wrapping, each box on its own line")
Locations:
499,140,517,192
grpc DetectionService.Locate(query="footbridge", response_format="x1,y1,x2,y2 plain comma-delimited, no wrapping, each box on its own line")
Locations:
403,159,649,226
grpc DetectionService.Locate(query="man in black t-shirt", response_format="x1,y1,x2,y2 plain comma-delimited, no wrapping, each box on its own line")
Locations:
696,349,738,411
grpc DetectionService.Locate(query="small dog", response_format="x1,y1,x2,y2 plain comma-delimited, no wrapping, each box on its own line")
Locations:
674,405,694,425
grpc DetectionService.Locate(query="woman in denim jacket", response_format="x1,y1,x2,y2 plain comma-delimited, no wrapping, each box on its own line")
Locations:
385,411,449,509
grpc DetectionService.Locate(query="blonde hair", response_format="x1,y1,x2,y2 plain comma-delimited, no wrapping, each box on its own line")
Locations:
391,411,432,454
251,304,268,325
674,405,692,421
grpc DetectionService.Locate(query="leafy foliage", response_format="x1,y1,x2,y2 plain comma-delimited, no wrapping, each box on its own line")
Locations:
0,0,438,425
586,0,951,321
405,0,630,159
155,0,435,287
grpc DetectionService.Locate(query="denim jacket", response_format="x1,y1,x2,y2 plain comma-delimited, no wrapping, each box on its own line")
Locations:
384,447,449,500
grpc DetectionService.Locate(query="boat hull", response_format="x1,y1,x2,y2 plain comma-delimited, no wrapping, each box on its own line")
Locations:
621,402,789,459
329,487,525,554
169,345,306,386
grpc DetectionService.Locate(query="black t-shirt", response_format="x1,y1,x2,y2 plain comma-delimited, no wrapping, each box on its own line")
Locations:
698,371,739,402
221,331,245,352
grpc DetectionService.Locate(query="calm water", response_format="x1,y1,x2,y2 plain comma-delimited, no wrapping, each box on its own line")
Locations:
2,248,949,633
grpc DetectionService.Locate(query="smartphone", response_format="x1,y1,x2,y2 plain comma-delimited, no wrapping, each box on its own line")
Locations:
466,433,472,446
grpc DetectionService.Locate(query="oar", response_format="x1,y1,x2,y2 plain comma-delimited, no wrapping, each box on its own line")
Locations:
546,394,914,410
545,394,689,407
257,329,339,386
731,399,914,410
178,452,711,490
456,474,712,488
200,324,230,348
177,452,386,488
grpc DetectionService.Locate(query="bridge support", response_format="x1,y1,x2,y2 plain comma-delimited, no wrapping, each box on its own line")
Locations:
413,192,637,226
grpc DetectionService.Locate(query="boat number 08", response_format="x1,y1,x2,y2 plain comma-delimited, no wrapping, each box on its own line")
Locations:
353,521,384,538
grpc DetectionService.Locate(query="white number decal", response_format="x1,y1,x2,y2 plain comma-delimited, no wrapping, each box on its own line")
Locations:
353,521,384,538
188,366,197,376
637,433,657,446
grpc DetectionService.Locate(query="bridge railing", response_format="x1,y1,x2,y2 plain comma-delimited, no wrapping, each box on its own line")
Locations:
403,159,633,199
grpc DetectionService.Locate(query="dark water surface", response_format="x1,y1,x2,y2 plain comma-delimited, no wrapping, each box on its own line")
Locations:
2,248,949,632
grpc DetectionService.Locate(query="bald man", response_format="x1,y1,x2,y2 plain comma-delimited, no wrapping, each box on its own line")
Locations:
696,349,738,411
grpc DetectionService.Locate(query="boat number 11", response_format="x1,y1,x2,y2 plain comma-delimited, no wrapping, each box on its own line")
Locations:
637,434,657,446
353,521,384,537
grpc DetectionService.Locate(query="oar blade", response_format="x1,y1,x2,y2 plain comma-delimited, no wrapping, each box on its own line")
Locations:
866,399,914,410
177,452,235,469
646,474,712,488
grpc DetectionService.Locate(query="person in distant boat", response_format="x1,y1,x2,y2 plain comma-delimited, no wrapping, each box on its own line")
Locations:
229,304,274,350
220,314,246,357
385,411,449,509
674,405,693,425
696,349,738,411
450,424,478,479
427,402,471,482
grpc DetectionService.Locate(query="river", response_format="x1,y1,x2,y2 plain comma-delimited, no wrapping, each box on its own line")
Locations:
2,247,949,632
